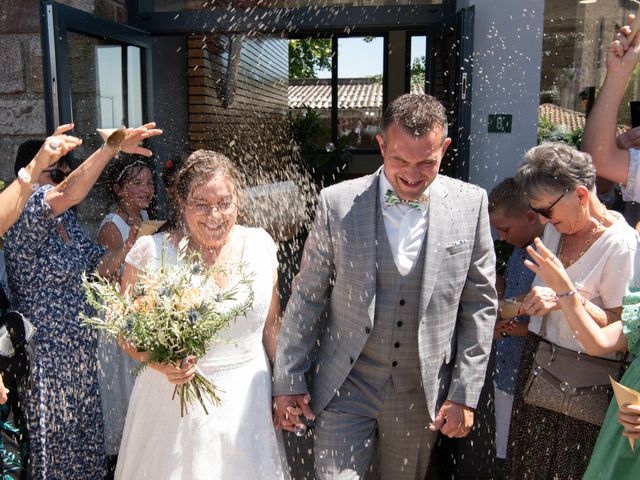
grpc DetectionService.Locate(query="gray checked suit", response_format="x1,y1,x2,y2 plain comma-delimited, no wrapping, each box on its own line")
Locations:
274,171,497,478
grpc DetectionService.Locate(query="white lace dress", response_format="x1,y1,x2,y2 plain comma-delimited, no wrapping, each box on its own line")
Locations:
115,227,290,479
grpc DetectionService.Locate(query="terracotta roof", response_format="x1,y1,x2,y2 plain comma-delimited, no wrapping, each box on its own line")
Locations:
288,78,423,109
289,82,628,134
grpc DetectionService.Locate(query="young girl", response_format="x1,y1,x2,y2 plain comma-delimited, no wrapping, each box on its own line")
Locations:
525,238,640,479
97,157,156,473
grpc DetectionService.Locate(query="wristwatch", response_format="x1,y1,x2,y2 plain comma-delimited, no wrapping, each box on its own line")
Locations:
17,167,39,191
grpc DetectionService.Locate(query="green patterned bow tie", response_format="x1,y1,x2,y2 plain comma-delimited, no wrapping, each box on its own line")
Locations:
384,189,428,210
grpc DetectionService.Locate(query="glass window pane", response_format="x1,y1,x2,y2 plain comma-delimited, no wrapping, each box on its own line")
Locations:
540,3,636,136
96,46,124,128
127,46,144,127
288,38,332,149
337,36,383,150
409,35,426,94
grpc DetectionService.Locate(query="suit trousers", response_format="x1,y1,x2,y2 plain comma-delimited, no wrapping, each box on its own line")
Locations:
314,374,437,480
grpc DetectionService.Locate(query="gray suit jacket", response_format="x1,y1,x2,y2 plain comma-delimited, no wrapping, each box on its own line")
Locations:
273,173,498,419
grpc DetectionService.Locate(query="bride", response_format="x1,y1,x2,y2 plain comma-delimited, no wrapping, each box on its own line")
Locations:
114,150,290,479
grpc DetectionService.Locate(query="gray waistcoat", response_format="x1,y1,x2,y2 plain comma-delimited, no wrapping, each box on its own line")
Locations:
349,203,426,394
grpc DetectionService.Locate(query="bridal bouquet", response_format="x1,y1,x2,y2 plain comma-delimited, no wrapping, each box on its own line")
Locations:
81,237,254,416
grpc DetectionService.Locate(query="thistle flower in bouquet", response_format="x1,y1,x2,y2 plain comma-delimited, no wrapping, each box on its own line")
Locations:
81,236,254,415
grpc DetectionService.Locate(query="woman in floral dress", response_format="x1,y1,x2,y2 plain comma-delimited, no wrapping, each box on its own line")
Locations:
3,123,161,478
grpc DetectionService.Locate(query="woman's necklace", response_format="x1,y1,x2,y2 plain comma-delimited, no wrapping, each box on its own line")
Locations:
558,209,607,267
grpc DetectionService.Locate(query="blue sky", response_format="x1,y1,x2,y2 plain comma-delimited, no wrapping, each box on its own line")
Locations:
316,35,426,79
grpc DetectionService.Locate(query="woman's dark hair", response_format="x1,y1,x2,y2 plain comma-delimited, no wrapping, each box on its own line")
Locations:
14,139,71,176
104,155,155,203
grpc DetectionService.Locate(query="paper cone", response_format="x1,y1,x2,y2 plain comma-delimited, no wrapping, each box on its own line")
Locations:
97,127,127,148
137,220,165,238
610,375,640,451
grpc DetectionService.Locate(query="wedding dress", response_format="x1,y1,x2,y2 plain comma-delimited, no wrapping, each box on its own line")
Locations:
115,227,290,479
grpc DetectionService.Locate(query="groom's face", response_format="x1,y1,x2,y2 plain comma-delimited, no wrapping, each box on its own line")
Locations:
376,123,451,201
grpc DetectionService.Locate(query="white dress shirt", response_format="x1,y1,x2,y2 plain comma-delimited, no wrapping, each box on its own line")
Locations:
379,170,429,276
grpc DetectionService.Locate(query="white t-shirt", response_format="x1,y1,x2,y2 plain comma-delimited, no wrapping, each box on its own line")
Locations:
528,215,639,356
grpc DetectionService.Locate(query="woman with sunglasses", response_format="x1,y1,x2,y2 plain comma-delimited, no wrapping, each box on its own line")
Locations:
96,156,156,473
3,122,162,479
504,142,639,479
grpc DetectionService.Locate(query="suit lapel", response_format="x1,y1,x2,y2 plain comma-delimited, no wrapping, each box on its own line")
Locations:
420,177,452,311
352,174,379,327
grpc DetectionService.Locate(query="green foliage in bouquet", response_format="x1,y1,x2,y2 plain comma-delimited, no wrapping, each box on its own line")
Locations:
80,236,254,416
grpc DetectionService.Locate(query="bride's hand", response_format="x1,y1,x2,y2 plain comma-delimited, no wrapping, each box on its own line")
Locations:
150,357,197,385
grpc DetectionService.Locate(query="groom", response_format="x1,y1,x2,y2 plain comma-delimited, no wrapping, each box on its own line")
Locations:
273,94,497,478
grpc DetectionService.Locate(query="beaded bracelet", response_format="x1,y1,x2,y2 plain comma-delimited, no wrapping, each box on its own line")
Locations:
555,290,577,298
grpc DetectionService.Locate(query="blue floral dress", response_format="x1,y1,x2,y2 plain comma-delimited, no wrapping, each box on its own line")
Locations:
3,187,106,479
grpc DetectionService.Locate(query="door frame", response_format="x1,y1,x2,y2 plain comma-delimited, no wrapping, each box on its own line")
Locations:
40,1,154,133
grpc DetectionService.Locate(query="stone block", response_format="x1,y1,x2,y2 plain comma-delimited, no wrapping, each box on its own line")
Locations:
0,0,40,34
28,37,44,94
0,98,46,135
0,38,25,94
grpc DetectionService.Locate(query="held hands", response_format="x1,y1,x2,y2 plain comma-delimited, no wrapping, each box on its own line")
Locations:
429,400,474,438
273,394,314,433
618,404,640,439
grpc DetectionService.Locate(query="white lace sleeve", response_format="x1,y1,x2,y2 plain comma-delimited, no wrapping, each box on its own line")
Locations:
125,235,156,271
622,149,640,202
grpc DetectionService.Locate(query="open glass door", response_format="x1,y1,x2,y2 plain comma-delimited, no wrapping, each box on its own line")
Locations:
41,2,155,234
41,2,152,158
408,7,474,181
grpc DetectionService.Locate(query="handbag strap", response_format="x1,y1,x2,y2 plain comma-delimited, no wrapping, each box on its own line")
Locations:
0,285,10,317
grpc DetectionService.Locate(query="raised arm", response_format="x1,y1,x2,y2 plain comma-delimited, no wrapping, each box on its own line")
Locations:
0,124,81,236
45,123,162,217
524,238,628,356
582,16,640,185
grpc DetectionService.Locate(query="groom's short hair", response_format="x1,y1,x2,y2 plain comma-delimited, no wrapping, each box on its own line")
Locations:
380,94,448,141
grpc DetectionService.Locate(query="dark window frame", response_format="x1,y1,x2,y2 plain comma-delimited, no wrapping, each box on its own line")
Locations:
289,33,389,155
41,1,154,133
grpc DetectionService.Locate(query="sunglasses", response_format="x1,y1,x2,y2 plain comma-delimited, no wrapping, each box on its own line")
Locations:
43,168,68,185
529,192,566,219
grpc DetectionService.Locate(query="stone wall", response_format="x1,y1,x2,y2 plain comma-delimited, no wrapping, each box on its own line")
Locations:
0,0,126,183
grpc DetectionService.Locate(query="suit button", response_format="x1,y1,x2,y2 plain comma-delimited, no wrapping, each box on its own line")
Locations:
399,299,406,306
349,356,354,364
392,361,398,367
394,342,400,348
397,321,403,327
365,326,371,334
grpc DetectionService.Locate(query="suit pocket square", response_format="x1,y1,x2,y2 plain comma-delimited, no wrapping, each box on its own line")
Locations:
446,240,469,254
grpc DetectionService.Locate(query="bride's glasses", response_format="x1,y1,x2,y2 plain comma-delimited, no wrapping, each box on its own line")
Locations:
188,200,237,216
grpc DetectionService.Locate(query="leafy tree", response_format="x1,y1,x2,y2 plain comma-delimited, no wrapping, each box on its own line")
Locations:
289,39,332,79
410,56,426,89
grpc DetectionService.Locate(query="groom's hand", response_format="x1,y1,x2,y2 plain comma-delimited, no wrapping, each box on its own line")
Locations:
273,394,314,432
429,400,474,438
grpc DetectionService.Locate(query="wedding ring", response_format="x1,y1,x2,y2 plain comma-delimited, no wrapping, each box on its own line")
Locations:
294,425,307,437
49,138,60,149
